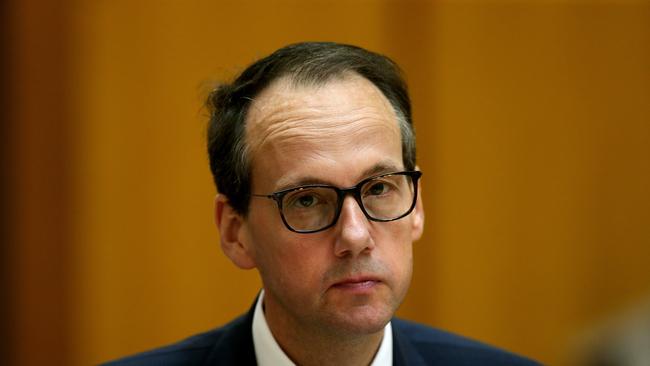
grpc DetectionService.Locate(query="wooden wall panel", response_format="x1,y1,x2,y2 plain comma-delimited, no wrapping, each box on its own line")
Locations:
1,0,9,362
7,1,73,365
427,4,650,363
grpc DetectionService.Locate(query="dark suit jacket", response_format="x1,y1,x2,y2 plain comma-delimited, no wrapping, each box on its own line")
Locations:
103,300,540,366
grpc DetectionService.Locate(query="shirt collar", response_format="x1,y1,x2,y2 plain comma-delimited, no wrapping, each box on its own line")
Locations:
252,289,393,366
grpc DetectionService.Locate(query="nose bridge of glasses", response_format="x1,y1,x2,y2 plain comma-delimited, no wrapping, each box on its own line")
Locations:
336,185,370,220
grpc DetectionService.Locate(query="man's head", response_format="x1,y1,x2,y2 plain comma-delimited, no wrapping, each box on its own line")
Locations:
207,42,416,215
208,42,424,340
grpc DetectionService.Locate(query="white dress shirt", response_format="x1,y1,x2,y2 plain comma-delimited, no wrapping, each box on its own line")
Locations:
252,289,393,366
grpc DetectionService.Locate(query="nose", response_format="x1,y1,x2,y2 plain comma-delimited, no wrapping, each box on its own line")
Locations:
333,195,374,257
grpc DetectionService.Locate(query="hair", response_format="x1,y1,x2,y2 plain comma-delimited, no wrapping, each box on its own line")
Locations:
207,42,416,215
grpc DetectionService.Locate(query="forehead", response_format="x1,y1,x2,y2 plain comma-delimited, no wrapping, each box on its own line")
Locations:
245,73,403,190
246,74,399,142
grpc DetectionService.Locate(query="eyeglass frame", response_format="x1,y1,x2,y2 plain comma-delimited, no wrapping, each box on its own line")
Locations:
251,170,422,234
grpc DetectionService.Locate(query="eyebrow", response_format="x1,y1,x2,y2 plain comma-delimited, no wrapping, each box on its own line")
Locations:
273,160,403,192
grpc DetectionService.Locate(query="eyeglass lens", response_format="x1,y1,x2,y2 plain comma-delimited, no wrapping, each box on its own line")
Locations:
281,174,415,232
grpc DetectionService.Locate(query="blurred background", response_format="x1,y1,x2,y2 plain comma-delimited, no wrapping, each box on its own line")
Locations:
4,0,650,365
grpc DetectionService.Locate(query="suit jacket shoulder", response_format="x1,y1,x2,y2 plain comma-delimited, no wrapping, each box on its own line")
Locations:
392,318,540,365
101,308,256,366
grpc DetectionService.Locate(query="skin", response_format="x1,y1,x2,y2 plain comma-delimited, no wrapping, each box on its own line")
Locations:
216,73,424,366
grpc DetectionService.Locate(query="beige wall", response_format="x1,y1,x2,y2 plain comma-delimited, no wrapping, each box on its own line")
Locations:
7,1,650,365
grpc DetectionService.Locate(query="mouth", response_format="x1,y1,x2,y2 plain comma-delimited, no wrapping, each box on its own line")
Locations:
331,276,382,291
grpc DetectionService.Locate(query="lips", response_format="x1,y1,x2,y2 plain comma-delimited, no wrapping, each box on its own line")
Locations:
331,276,382,290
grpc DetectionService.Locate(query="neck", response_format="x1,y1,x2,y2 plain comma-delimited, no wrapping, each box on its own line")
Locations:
263,298,385,366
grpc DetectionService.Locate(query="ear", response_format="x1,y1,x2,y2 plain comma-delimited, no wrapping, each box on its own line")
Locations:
411,174,425,242
215,194,257,269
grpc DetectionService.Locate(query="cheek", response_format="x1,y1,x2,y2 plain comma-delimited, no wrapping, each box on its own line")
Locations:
375,222,414,279
389,242,413,282
385,237,413,301
250,227,331,292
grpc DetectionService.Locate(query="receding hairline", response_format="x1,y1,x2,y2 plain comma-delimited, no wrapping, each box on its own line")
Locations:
245,71,397,125
242,71,405,170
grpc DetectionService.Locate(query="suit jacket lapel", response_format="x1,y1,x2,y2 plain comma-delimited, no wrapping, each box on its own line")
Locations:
392,320,426,366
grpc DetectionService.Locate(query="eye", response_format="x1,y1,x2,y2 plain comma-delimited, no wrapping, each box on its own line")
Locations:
296,194,317,208
285,189,323,209
365,181,394,197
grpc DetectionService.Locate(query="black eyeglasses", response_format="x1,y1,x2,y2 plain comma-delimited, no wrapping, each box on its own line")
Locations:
251,171,422,233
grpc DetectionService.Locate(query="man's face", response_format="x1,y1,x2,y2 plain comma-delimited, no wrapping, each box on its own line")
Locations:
235,73,424,337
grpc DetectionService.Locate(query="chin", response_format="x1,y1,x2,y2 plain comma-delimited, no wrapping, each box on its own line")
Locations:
324,304,393,336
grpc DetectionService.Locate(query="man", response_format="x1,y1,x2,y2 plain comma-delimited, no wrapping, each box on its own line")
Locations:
106,42,538,365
